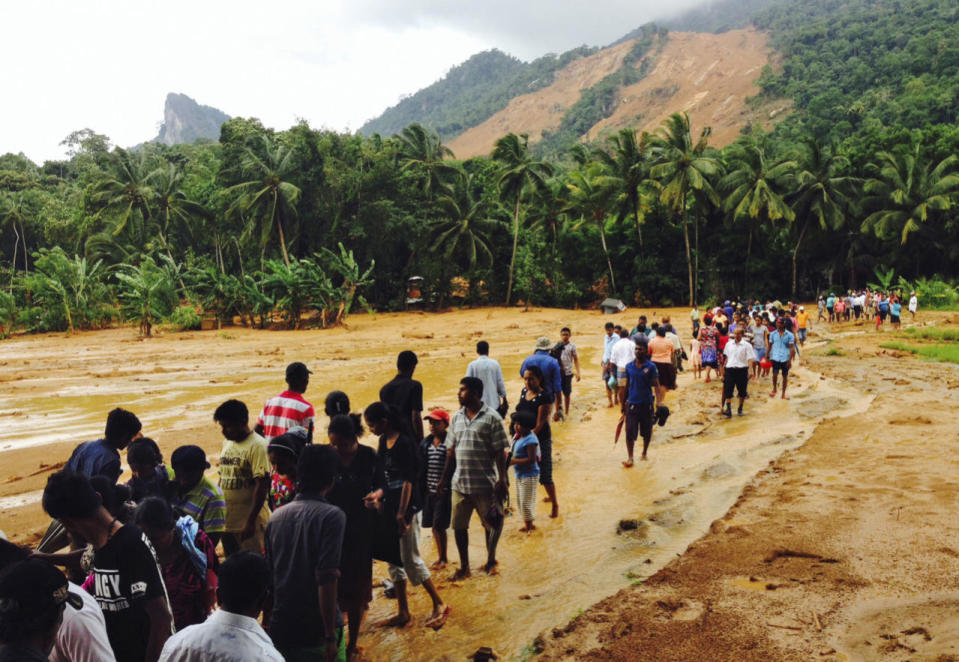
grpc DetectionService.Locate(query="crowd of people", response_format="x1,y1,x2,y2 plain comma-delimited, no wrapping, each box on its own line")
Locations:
0,294,920,662
0,329,596,662
818,289,918,330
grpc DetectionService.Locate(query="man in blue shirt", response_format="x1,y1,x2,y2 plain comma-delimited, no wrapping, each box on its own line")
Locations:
520,337,563,416
621,341,663,467
66,408,142,484
601,322,619,408
766,317,796,400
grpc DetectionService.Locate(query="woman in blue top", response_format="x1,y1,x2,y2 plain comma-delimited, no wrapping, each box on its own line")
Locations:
509,410,540,533
890,298,902,329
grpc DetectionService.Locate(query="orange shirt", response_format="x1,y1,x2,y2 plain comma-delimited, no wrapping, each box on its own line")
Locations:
649,336,674,363
796,312,809,329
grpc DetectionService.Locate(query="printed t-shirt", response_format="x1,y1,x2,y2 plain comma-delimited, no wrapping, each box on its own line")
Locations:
171,475,226,536
66,439,122,483
511,433,539,479
219,431,271,532
92,525,172,662
448,405,510,495
50,581,116,662
768,330,795,363
559,342,578,376
625,360,659,405
256,391,315,441
648,336,673,363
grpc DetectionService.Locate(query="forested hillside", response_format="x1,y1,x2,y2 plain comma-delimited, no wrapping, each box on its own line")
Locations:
0,0,958,339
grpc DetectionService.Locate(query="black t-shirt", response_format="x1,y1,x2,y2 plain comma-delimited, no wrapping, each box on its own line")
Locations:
379,376,423,438
375,433,420,515
92,525,170,662
515,388,554,442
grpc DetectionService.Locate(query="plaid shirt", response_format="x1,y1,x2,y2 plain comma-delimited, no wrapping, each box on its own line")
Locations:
172,474,227,535
449,404,510,495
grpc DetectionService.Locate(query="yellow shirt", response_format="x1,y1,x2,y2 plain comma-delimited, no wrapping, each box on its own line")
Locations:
796,312,809,329
219,431,271,531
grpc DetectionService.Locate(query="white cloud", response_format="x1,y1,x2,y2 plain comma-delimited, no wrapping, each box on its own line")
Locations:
0,0,700,163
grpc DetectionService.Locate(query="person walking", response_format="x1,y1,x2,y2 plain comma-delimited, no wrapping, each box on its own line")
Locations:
601,322,619,407
721,327,757,417
908,291,918,320
255,362,316,442
437,377,510,579
508,410,539,533
520,338,563,420
465,341,507,415
621,341,663,466
767,317,796,400
515,365,558,518
648,326,676,403
556,327,580,421
380,351,425,442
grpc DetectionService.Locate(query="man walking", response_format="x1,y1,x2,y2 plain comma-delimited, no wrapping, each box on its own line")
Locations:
465,341,507,415
556,327,580,420
255,362,316,442
438,377,510,579
621,341,663,466
767,317,796,400
380,350,425,442
721,327,757,417
601,322,619,407
610,328,637,406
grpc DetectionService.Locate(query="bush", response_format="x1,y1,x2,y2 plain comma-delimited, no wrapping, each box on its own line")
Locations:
167,305,201,331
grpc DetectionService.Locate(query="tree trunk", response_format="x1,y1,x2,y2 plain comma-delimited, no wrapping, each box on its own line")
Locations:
744,224,753,293
693,214,699,304
598,215,617,294
791,219,809,299
10,221,19,293
273,195,291,266
505,196,521,306
632,199,644,247
18,221,27,277
681,192,694,306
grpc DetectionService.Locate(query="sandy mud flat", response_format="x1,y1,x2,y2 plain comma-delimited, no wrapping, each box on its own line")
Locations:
1,308,954,661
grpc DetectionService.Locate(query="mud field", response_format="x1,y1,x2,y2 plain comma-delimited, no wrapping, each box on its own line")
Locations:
0,307,955,661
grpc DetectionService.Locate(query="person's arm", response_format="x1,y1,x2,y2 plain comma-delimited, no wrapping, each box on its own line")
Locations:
494,449,508,501
396,480,413,537
652,376,663,409
496,364,507,400
788,339,796,365
551,362,562,395
318,580,339,662
533,403,549,436
241,476,269,541
143,596,173,662
316,510,346,662
31,549,85,574
436,447,454,498
412,382,424,441
511,443,536,466
573,348,581,381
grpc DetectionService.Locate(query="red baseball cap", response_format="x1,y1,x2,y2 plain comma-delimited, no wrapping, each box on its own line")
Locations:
424,409,450,424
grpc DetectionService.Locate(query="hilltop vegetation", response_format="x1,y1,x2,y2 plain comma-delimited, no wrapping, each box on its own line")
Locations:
1,0,959,338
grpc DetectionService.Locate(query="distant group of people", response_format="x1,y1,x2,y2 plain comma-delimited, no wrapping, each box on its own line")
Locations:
819,289,917,330
1,322,596,662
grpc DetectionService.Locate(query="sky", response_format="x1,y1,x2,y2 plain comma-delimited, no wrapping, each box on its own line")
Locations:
1,0,704,163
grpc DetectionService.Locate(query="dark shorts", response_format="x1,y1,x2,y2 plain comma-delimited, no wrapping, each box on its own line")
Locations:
561,373,574,397
890,314,900,324
879,310,888,321
421,490,451,530
538,435,553,486
723,367,749,399
625,402,654,443
653,362,676,390
771,360,790,378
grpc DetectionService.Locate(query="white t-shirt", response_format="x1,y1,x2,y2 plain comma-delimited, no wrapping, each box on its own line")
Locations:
665,331,682,352
50,581,116,662
909,296,918,312
159,609,284,662
610,337,636,370
723,339,757,369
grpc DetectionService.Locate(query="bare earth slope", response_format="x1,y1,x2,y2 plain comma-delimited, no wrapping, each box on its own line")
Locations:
537,320,959,661
448,28,786,159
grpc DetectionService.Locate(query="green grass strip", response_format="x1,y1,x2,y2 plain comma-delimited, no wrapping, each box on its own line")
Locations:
880,341,959,364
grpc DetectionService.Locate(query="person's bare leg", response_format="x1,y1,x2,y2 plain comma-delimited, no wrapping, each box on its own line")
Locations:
641,434,652,460
544,483,558,518
421,579,446,621
484,521,502,573
391,579,411,626
346,604,365,658
771,372,779,397
781,374,789,399
453,529,470,579
431,527,447,568
624,437,635,466
564,392,571,416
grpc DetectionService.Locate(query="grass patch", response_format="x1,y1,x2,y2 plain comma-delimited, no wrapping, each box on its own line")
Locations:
904,326,959,342
880,341,959,364
825,347,844,356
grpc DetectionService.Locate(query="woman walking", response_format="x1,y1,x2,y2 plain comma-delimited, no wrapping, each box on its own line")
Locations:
515,365,558,518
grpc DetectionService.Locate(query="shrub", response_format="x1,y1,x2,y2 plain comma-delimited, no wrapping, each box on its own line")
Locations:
167,305,201,331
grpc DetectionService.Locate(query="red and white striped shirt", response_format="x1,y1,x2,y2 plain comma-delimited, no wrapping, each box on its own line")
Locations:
257,391,315,440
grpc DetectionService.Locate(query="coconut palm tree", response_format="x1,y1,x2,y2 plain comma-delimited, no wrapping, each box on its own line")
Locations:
492,133,554,305
719,135,797,288
593,128,655,246
87,148,157,239
565,163,619,293
429,171,500,273
395,123,457,204
788,138,854,298
649,113,720,305
149,161,211,266
0,192,30,289
223,135,302,266
861,144,959,244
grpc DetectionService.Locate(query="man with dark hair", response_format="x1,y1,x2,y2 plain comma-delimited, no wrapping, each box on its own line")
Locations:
601,322,618,407
465,341,507,414
0,558,85,661
158,552,283,661
215,400,270,556
621,341,664,467
265,445,346,662
169,446,226,546
42,470,173,662
556,327,581,420
380,350,425,441
255,362,316,442
66,408,142,484
438,377,510,579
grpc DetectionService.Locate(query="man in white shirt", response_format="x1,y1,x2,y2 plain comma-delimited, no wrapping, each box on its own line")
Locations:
908,291,918,320
609,328,637,406
465,341,507,414
601,322,619,407
721,327,757,418
159,552,283,662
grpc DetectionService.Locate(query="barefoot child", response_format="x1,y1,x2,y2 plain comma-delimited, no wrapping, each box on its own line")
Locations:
510,411,539,533
690,329,702,380
420,410,452,568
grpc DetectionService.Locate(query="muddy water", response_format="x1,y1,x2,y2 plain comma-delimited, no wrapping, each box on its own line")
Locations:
0,311,871,661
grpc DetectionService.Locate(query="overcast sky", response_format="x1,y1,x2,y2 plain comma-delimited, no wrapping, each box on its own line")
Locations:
1,0,703,163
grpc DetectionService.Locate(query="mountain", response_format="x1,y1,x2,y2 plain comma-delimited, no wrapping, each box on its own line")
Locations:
153,93,230,145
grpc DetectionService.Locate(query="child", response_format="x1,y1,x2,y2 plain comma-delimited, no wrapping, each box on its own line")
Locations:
690,329,702,380
760,356,772,379
510,410,540,533
126,437,174,502
420,410,453,568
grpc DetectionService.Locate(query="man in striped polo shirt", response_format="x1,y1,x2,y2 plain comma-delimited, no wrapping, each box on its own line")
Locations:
255,362,316,442
170,445,227,546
